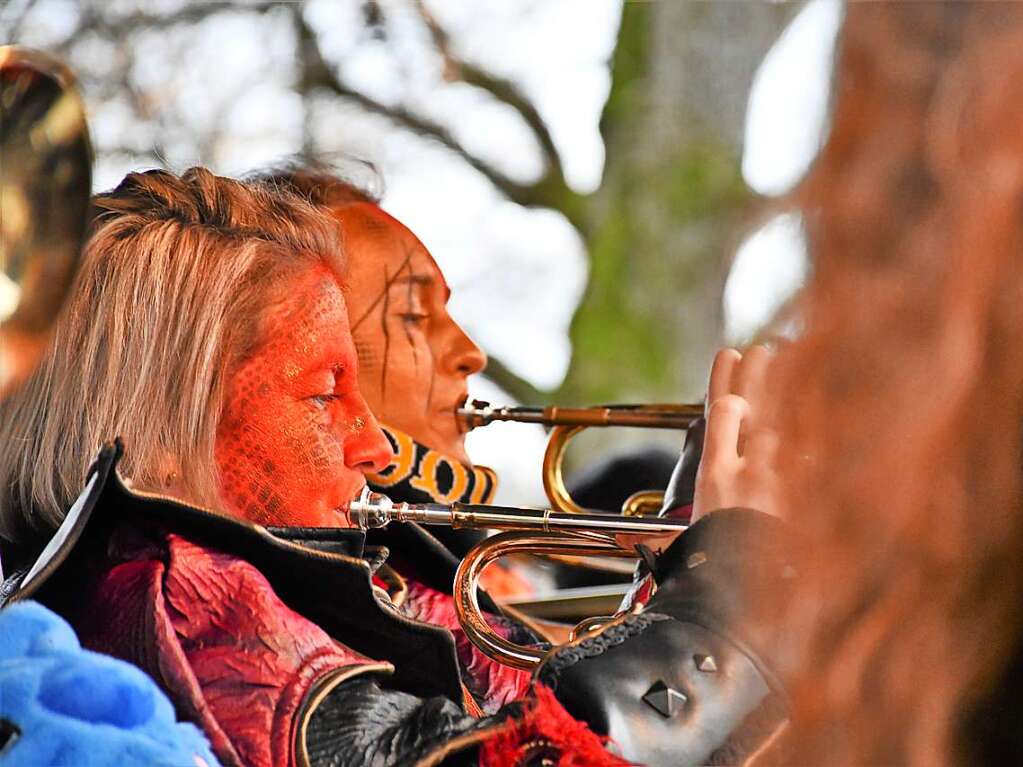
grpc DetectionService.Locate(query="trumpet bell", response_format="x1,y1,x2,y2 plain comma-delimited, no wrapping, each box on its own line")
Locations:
1,47,92,397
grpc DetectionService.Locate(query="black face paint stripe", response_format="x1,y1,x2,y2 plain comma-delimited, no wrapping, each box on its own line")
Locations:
351,247,415,332
381,264,392,400
404,254,421,372
424,343,436,414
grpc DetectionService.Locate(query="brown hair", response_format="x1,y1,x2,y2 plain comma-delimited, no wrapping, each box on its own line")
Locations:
768,4,1023,765
250,159,380,209
0,167,345,543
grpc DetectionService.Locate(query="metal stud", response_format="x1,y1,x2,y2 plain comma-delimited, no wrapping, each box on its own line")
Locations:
641,680,687,718
686,551,707,569
694,653,718,673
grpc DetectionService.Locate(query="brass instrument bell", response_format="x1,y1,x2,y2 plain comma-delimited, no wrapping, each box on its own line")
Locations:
0,46,92,397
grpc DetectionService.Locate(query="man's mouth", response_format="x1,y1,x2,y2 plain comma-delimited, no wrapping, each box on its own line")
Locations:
453,393,470,434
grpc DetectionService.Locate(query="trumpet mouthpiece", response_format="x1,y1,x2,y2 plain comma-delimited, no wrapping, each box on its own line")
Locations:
456,399,494,429
347,487,396,530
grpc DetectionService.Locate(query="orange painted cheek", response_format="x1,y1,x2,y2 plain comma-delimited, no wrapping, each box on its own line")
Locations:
214,292,352,527
215,398,347,526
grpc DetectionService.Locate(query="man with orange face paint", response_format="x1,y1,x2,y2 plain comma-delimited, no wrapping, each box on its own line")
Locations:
342,201,499,521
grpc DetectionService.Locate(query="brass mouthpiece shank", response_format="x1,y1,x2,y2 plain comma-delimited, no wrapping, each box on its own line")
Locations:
457,400,702,431
348,488,686,551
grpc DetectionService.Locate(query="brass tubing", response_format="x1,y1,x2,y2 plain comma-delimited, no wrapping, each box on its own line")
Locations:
347,488,687,551
458,400,703,516
542,424,586,514
453,530,636,670
458,400,704,430
346,489,689,670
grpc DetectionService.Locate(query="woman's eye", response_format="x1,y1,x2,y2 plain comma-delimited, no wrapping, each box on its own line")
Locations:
310,393,342,409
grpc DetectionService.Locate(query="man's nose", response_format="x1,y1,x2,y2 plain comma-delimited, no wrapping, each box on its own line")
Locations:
446,322,487,377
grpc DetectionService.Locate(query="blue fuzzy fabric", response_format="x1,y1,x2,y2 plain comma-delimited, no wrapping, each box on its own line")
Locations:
0,601,220,766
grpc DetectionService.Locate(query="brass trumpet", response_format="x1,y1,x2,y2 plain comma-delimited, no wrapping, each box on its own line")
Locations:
347,487,687,670
457,400,703,516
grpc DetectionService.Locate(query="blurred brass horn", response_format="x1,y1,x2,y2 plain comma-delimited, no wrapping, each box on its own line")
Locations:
0,46,92,398
458,400,703,517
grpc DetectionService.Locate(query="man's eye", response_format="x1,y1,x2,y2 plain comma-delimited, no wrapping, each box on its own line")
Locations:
400,312,429,325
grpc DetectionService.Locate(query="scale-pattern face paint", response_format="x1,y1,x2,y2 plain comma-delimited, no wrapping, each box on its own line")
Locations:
215,267,391,527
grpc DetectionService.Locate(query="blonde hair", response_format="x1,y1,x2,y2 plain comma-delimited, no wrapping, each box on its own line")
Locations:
0,167,345,543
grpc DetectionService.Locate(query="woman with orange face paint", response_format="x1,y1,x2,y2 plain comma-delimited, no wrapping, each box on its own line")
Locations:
0,166,798,766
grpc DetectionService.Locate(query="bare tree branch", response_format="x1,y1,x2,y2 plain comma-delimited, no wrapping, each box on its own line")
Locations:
292,5,584,226
480,354,549,404
412,0,567,190
5,0,41,42
73,1,279,40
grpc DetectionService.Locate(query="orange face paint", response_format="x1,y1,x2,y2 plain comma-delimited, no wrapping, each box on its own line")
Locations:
335,203,487,464
215,267,392,527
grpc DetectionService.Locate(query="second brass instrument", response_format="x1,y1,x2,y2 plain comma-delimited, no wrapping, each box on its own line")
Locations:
458,399,703,516
346,487,686,551
458,400,703,430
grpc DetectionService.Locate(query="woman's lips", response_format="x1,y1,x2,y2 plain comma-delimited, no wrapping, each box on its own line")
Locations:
334,482,368,517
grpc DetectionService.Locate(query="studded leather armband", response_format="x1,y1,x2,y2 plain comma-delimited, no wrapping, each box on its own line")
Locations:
535,509,794,767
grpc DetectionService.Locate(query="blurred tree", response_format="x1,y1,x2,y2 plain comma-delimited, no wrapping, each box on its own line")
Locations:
566,1,797,404
2,0,798,407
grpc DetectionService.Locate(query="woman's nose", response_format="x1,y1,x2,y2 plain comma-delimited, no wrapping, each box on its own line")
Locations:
344,408,393,474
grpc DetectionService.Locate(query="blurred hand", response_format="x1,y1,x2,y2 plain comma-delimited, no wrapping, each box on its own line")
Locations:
691,346,781,522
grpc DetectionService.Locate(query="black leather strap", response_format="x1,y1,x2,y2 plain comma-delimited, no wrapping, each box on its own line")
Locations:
660,416,705,516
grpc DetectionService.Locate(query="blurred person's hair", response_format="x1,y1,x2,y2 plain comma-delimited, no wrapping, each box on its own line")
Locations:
764,4,1023,765
0,167,345,545
248,156,382,209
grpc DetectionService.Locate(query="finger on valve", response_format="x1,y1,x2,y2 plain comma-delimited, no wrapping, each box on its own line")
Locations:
692,394,750,522
732,344,772,406
706,347,742,413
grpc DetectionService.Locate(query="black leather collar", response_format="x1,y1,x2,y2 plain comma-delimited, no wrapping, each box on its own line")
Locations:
9,440,467,705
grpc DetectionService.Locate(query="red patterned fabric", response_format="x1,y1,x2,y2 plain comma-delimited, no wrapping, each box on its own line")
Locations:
401,579,532,713
76,530,383,767
71,527,613,766
478,685,633,767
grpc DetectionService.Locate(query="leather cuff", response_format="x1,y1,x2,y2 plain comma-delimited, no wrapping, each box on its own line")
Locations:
647,507,796,683
535,612,781,767
534,509,795,766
